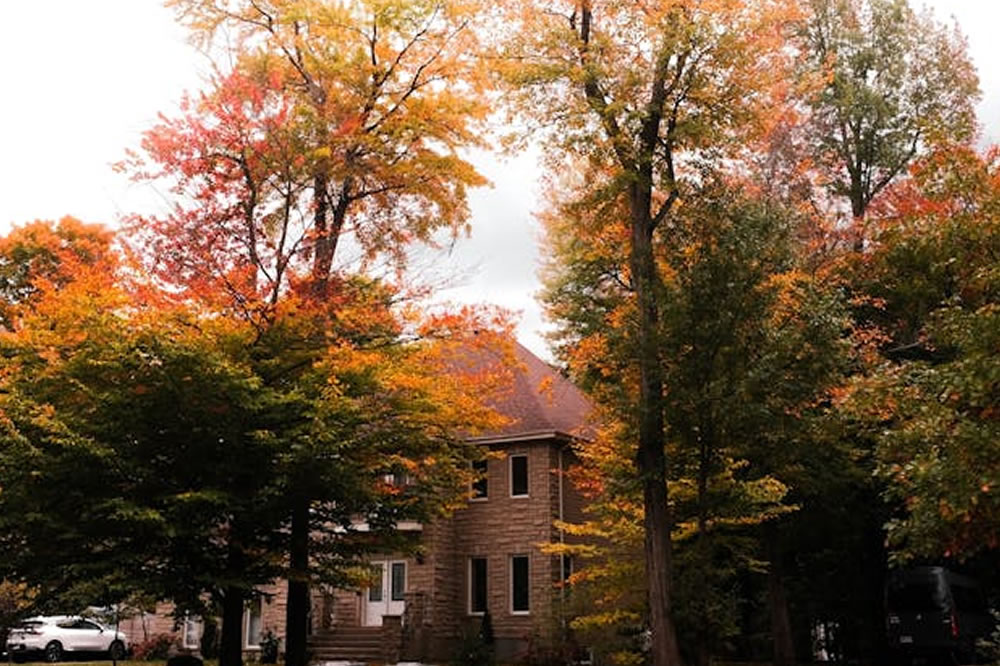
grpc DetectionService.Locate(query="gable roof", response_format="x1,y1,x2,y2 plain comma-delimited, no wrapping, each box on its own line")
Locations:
474,341,593,443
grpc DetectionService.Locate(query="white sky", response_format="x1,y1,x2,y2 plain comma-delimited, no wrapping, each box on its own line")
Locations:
0,0,997,360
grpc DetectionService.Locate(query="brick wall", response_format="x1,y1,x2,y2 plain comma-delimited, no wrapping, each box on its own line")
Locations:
126,436,589,664
124,583,312,658
446,437,568,660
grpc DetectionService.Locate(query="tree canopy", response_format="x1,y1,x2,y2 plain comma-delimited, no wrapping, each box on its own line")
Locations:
801,0,980,232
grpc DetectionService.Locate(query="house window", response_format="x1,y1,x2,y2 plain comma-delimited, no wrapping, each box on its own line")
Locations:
391,562,406,602
381,470,411,487
183,616,202,650
562,554,573,584
471,459,488,500
245,598,263,648
469,557,488,615
510,454,528,497
511,554,530,614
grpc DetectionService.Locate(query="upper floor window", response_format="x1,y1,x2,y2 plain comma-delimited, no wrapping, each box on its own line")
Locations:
381,470,411,487
510,454,528,497
471,459,488,500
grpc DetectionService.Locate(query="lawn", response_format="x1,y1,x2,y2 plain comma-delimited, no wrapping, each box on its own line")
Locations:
9,662,221,666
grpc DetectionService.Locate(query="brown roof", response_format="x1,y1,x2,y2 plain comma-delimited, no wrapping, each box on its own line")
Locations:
476,341,593,442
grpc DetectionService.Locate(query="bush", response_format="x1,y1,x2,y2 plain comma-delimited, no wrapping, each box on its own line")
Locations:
523,627,584,666
259,629,280,664
132,633,177,660
199,617,219,660
451,612,495,666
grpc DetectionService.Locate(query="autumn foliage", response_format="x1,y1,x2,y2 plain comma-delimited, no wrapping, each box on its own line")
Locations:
1,2,998,666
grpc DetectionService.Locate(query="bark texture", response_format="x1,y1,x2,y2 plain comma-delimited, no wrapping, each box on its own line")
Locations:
284,499,310,666
768,535,796,666
629,182,682,666
220,587,245,666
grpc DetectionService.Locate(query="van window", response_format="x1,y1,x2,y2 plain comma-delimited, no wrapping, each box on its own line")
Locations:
887,581,947,612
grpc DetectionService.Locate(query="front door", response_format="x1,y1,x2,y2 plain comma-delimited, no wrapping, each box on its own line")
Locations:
364,560,406,626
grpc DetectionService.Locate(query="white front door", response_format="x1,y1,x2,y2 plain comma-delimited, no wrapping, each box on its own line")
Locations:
364,560,407,626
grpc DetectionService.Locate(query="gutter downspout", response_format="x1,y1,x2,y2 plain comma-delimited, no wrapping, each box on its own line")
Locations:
558,445,566,621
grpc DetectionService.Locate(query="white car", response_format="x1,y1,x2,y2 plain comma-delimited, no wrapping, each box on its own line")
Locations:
5,616,128,662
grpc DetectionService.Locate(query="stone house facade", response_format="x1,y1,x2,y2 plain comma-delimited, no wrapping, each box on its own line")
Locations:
126,342,591,663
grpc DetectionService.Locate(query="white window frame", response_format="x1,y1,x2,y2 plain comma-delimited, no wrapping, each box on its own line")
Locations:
510,554,530,615
468,556,488,616
509,454,529,498
244,597,263,649
182,615,202,650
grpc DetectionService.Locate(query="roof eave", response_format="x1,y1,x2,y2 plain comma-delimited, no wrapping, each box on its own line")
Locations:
468,429,582,445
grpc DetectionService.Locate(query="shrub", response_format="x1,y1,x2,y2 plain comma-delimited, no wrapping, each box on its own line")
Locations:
199,617,219,660
132,633,177,660
260,629,280,664
450,613,495,666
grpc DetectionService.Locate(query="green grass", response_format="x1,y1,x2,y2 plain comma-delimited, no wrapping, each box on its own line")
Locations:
13,662,220,666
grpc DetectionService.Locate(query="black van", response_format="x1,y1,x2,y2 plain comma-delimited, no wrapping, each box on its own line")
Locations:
886,566,994,663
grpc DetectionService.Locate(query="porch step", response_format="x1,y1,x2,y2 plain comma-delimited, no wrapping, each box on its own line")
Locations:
310,647,383,661
308,627,386,664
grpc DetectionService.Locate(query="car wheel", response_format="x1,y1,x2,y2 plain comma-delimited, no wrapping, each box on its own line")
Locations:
108,640,126,661
44,641,63,663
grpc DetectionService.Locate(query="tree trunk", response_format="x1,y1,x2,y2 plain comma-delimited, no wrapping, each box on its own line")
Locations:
850,187,867,252
220,586,245,666
695,430,712,666
284,498,311,666
310,172,350,298
768,533,796,666
311,170,331,296
629,184,683,666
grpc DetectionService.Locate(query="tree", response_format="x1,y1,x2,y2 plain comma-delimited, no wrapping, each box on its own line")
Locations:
541,170,848,664
497,3,803,663
126,4,499,662
0,242,508,666
0,262,290,654
846,146,1000,560
163,0,491,296
0,217,113,329
800,0,980,247
0,580,35,650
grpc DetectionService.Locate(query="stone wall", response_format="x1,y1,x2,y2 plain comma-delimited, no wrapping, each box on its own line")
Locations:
444,438,568,661
121,437,589,664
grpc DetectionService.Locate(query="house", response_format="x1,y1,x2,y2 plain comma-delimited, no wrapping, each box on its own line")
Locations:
127,341,592,663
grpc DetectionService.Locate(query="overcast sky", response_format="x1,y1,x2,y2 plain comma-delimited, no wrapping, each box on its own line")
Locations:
1,0,997,360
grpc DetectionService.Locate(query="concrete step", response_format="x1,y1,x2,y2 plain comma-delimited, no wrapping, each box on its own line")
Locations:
308,626,388,663
310,635,381,641
310,645,383,661
308,638,382,651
